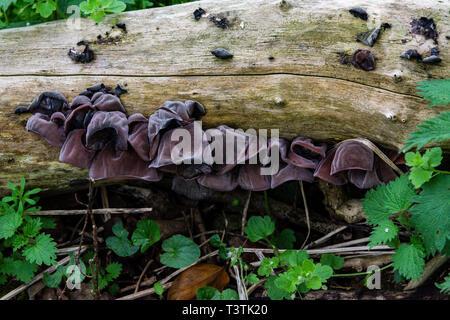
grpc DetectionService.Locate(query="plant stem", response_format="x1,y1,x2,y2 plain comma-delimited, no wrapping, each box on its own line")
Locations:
263,190,271,216
433,169,450,175
332,263,393,277
88,178,100,299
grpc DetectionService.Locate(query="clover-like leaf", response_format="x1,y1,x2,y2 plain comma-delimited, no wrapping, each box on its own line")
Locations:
160,235,200,268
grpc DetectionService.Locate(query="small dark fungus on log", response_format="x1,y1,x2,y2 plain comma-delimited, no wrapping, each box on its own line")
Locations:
68,42,94,63
14,106,29,115
420,55,441,64
430,47,439,56
193,8,206,20
211,48,233,59
381,23,391,29
114,84,128,97
268,56,275,60
21,91,69,116
209,15,230,29
357,27,381,47
349,7,368,21
400,49,422,60
351,49,376,71
410,17,438,43
116,22,127,33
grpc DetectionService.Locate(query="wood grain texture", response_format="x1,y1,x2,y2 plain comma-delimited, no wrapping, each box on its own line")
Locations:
0,0,448,195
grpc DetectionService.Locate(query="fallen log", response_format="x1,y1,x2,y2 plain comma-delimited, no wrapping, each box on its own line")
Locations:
0,0,448,195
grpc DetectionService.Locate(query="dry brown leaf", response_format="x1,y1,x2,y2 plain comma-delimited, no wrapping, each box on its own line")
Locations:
167,263,229,300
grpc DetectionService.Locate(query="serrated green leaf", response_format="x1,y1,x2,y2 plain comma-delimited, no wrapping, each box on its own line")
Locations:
257,257,279,277
265,275,290,300
196,286,218,300
246,273,259,284
320,254,344,270
313,263,333,281
417,79,450,107
408,168,433,189
43,266,65,288
272,228,296,249
11,234,29,251
23,217,42,237
435,274,450,294
105,262,122,281
160,235,200,268
245,216,275,242
363,175,416,226
410,175,450,255
392,243,425,280
131,219,160,253
36,1,57,18
403,112,450,151
104,0,126,13
279,250,309,268
214,288,239,300
40,217,56,229
0,257,38,283
305,276,322,290
368,220,399,247
0,208,22,240
22,233,57,266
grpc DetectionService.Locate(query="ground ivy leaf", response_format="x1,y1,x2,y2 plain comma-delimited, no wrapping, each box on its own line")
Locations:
313,263,333,281
244,216,275,242
410,175,450,255
363,175,416,226
368,220,399,247
306,276,322,290
160,235,200,268
279,250,309,268
214,288,239,300
23,233,57,266
392,243,425,280
196,286,218,300
272,228,296,249
131,219,161,253
320,254,344,270
106,222,139,257
36,1,56,18
265,275,290,300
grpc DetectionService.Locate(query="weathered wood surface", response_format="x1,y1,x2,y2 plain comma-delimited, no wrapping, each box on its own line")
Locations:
0,0,449,195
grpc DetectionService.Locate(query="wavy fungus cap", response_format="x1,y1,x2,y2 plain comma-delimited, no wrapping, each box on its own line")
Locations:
59,129,96,169
64,104,95,134
86,111,128,151
26,113,66,147
92,93,127,113
128,113,151,162
27,91,69,116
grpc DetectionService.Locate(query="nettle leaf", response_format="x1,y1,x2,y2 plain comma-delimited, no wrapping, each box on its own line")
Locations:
23,233,57,266
279,250,309,268
106,221,138,257
105,262,122,281
36,1,57,18
435,274,450,295
244,216,275,242
40,217,56,229
23,217,42,238
0,257,38,283
264,275,290,300
43,266,65,288
160,235,200,268
417,79,450,107
272,229,296,249
11,234,29,251
392,243,425,280
403,112,450,151
320,254,344,270
363,175,416,226
0,208,23,240
410,175,450,255
368,220,399,248
131,219,161,253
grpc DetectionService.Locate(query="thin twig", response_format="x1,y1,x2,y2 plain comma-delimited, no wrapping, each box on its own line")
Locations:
241,191,252,236
233,265,247,300
100,185,111,222
304,226,348,249
299,181,311,249
134,259,154,293
404,254,449,291
26,207,154,216
322,237,370,249
88,178,100,299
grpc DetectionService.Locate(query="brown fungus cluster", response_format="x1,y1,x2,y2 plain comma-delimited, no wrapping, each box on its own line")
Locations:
18,84,404,199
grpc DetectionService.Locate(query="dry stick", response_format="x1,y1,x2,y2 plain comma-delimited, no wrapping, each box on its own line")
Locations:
303,226,348,250
404,254,449,291
193,208,210,255
247,278,267,296
134,259,154,294
322,237,370,249
299,181,311,249
116,282,173,300
233,265,247,300
243,245,391,255
26,207,154,216
0,247,87,300
88,178,100,300
121,276,157,293
241,191,252,236
100,185,111,222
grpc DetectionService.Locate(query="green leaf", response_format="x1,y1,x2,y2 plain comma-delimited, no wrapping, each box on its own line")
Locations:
160,235,200,268
209,234,223,248
363,175,416,226
36,1,57,18
368,220,399,247
272,229,296,249
274,269,300,293
43,266,65,288
214,288,239,300
417,79,450,107
408,168,433,189
257,257,279,277
154,282,163,296
246,273,259,284
108,283,120,296
11,234,29,251
131,219,161,253
244,216,275,242
105,262,122,281
313,263,333,282
90,10,105,23
104,0,126,13
435,274,450,295
0,0,16,11
22,233,57,266
320,254,344,270
279,250,309,268
265,275,290,300
23,217,42,238
403,112,450,151
410,175,450,255
406,148,443,188
106,221,139,257
0,208,23,240
0,257,38,283
196,286,218,300
392,243,425,280
40,217,56,229
305,276,322,290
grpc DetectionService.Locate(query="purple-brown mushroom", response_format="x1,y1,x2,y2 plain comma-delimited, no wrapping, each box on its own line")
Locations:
59,129,96,169
86,111,128,151
26,112,66,147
